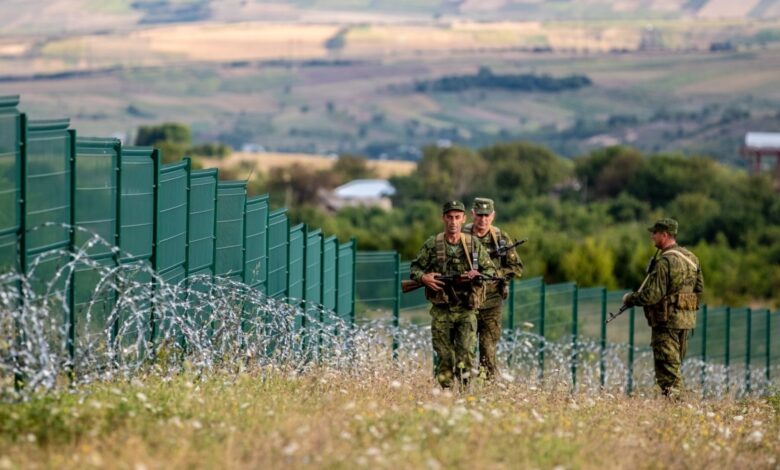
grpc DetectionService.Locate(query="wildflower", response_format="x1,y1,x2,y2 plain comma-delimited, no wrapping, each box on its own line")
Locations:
135,392,147,402
390,380,402,389
733,415,744,422
426,457,442,470
282,442,299,456
746,430,763,443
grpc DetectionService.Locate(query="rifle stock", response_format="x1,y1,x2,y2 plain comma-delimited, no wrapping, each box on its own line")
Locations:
489,238,527,258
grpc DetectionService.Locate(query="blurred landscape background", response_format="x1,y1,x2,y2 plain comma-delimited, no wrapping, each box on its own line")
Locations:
2,0,779,307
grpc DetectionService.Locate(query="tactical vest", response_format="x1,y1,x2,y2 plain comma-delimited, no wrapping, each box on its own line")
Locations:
425,232,486,309
464,223,508,302
645,248,700,328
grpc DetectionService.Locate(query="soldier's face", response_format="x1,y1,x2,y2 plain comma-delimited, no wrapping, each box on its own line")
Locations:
472,211,495,231
442,210,465,234
651,231,669,249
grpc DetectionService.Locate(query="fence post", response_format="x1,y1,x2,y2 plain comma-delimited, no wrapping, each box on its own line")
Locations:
599,287,606,388
627,306,635,395
67,129,76,371
149,148,161,345
725,306,731,394
538,280,546,380
571,285,578,390
766,309,771,383
700,304,708,394
508,278,515,330
746,307,752,394
351,237,357,325
393,252,400,359
112,140,122,345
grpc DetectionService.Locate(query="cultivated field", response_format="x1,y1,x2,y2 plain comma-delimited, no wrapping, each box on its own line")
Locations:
0,369,777,469
200,151,416,180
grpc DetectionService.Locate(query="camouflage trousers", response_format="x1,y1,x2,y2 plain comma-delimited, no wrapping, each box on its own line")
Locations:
477,305,502,380
650,326,689,397
430,305,477,388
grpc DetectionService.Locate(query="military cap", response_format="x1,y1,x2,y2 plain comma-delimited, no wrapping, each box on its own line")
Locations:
472,197,495,215
648,218,678,234
442,200,466,214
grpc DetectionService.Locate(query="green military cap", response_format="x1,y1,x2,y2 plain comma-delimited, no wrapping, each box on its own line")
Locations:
648,218,678,234
472,197,495,215
442,200,465,214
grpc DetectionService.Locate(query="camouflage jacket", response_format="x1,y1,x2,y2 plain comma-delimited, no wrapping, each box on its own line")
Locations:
463,224,524,309
627,244,704,329
410,232,496,308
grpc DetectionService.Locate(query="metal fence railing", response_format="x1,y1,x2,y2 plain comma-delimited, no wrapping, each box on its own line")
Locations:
357,253,780,394
0,95,357,367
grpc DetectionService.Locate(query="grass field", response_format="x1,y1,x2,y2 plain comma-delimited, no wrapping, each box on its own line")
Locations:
0,368,777,469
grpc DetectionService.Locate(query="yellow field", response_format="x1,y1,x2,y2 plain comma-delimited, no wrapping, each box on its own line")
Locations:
201,151,416,180
22,18,780,73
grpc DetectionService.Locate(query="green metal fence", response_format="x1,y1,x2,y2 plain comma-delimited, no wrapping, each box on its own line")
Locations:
0,95,357,368
358,253,780,393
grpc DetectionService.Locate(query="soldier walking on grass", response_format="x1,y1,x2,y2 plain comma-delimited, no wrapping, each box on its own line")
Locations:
410,201,496,389
622,218,704,399
463,198,524,380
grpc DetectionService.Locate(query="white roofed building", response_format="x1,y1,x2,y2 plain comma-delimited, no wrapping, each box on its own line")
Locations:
741,132,780,190
320,179,396,211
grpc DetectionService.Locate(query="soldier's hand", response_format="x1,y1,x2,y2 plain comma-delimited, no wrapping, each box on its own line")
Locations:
465,269,481,280
421,272,444,291
622,292,633,306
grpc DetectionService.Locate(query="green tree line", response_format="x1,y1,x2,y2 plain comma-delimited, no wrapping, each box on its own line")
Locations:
265,142,779,308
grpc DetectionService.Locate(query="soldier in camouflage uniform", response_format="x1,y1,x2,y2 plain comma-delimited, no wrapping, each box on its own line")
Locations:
623,218,704,398
463,198,524,380
410,200,497,389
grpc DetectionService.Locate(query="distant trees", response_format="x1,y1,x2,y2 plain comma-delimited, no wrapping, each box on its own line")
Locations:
135,122,231,163
413,67,592,93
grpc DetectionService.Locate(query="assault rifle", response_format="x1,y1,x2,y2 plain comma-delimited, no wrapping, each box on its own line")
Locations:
488,238,527,259
605,250,660,324
606,304,630,324
401,274,504,294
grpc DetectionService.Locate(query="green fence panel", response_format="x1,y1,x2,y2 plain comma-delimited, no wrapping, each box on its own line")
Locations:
118,147,157,355
188,169,217,278
336,240,355,322
321,235,337,316
24,119,73,300
511,277,543,333
267,208,288,299
288,223,305,303
576,287,604,341
120,147,155,264
399,260,428,323
72,137,119,346
155,159,190,284
305,229,322,313
749,309,770,384
543,282,576,343
244,195,269,291
0,96,21,273
215,181,246,280
705,306,729,365
355,251,397,320
729,307,750,374
687,305,706,360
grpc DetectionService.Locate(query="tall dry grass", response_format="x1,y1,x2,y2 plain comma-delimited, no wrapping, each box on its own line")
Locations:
0,367,777,469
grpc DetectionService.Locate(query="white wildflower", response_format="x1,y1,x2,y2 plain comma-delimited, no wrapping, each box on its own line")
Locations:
733,415,744,422
426,457,442,470
390,380,402,389
340,431,352,440
282,442,299,456
135,392,147,402
191,420,203,430
365,447,381,457
746,430,763,443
